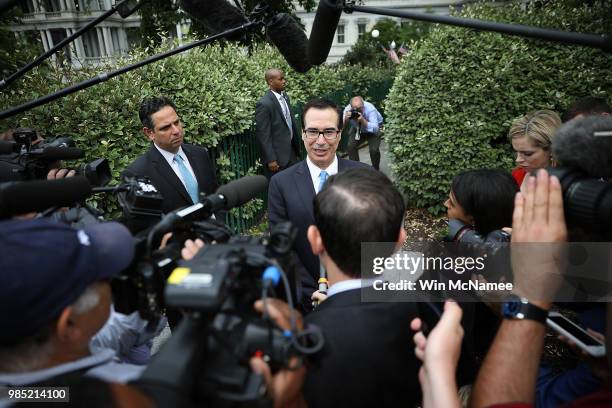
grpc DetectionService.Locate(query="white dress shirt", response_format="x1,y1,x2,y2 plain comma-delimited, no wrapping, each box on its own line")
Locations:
327,278,375,298
306,155,338,193
153,144,198,191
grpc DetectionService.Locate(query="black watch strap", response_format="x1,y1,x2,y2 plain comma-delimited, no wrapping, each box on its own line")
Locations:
502,295,548,324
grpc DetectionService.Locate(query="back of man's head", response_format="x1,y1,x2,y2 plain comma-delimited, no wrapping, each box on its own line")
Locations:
0,219,134,350
139,96,177,129
562,96,611,122
314,168,405,278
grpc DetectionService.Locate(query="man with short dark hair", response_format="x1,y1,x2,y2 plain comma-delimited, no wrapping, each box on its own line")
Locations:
302,167,421,408
123,96,218,213
343,96,383,169
267,99,369,309
0,218,143,385
255,69,301,178
562,96,611,122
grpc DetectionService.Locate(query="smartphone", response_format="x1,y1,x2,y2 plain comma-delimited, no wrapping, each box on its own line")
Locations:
546,312,606,357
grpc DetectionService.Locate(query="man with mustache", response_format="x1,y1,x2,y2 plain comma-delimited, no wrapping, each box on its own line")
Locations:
123,96,218,214
267,99,369,311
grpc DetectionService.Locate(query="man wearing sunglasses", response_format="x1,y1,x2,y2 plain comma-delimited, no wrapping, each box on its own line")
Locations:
267,99,369,312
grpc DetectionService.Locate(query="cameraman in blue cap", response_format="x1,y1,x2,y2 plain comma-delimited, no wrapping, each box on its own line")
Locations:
0,218,145,385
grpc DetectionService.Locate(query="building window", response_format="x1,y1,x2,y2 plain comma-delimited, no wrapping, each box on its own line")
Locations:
43,0,62,12
110,27,121,54
337,25,345,44
82,30,101,57
125,27,141,49
357,23,366,38
18,0,36,13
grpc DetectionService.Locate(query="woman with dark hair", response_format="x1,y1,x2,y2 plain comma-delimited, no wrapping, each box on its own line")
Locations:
445,169,518,239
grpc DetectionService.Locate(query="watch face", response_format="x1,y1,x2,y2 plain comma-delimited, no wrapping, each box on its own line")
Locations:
502,296,521,318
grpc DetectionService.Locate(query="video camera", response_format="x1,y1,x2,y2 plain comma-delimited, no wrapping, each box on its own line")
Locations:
108,177,323,406
0,127,111,186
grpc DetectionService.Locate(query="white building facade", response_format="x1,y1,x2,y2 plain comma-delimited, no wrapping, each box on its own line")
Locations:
7,0,468,68
296,0,469,63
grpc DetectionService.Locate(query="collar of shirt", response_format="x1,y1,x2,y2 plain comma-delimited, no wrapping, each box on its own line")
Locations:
154,143,186,168
327,278,375,298
271,90,285,100
306,155,338,192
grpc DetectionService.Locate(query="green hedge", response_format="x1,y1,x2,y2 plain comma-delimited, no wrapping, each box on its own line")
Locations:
0,41,392,217
385,1,612,214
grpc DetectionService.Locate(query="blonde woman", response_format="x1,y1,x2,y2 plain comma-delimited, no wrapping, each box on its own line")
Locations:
509,110,562,189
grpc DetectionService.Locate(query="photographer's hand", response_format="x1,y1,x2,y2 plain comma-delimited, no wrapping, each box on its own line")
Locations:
181,238,205,261
511,169,568,308
47,168,76,179
410,301,463,408
250,299,306,408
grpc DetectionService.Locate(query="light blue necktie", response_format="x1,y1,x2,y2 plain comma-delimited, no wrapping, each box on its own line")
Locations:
317,170,329,193
174,154,199,204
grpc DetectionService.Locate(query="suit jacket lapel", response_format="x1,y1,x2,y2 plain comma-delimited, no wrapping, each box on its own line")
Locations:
294,161,315,224
148,145,191,203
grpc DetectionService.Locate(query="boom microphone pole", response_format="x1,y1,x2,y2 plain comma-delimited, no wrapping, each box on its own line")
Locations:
0,22,258,121
345,3,611,52
308,0,611,66
0,0,143,90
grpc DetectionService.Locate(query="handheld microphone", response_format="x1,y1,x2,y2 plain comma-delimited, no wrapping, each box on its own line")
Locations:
266,13,312,73
0,176,92,219
308,0,344,66
552,116,612,178
180,0,248,41
151,175,268,235
27,147,84,161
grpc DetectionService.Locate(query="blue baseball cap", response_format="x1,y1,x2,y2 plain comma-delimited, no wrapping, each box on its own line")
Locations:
0,218,135,344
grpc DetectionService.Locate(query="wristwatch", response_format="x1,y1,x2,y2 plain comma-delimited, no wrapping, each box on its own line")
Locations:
502,294,548,324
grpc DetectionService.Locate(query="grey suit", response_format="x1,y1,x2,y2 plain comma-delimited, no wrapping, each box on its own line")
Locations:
255,90,301,175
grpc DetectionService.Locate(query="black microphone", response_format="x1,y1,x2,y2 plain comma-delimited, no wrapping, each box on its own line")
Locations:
151,175,268,234
27,147,84,161
0,176,92,219
266,13,312,73
180,0,248,41
552,116,612,179
308,0,343,66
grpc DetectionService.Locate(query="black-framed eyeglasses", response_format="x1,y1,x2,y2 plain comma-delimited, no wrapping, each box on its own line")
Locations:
303,128,340,140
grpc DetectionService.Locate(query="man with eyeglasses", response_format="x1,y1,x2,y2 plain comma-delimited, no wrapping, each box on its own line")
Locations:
268,99,369,311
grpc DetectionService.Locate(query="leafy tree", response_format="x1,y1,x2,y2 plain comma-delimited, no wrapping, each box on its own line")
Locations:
385,1,612,214
341,17,431,67
0,6,44,80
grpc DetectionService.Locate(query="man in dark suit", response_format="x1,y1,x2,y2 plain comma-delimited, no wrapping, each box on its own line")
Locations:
302,167,421,408
123,96,218,214
268,99,368,309
255,69,301,178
